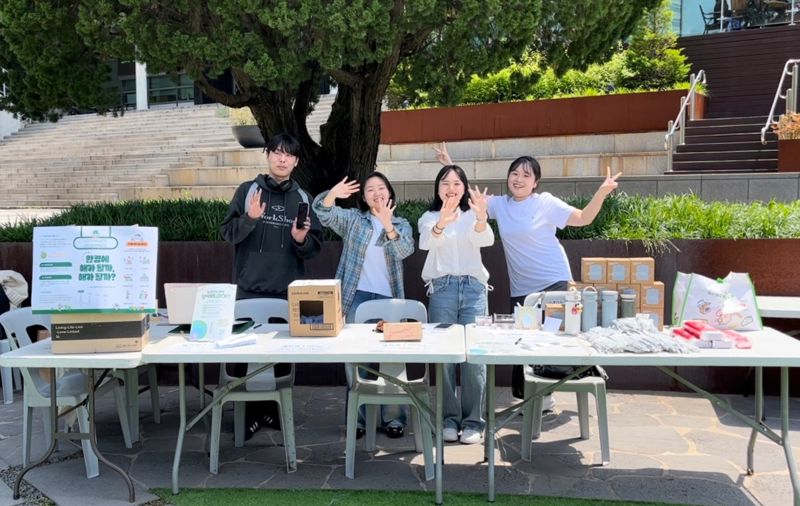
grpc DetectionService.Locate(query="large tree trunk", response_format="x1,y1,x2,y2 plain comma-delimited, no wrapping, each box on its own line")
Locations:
313,80,385,196
206,60,396,197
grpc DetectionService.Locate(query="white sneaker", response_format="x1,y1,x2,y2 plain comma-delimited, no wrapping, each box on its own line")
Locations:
460,428,483,445
542,394,556,413
443,427,459,442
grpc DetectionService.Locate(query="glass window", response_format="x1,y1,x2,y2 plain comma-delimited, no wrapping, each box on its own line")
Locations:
147,73,194,105
680,0,798,36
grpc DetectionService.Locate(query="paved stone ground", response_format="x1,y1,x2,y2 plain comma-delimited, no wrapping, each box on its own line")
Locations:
0,384,798,505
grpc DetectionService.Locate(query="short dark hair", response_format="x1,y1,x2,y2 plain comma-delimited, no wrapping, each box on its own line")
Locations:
430,165,470,212
357,172,397,212
265,133,301,158
507,156,542,183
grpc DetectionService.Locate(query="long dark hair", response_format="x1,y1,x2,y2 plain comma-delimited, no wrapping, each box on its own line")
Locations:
357,171,397,212
429,165,470,212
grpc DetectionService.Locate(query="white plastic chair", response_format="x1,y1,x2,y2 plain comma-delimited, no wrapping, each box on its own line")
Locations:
209,298,296,474
0,308,133,478
346,298,434,480
1,331,22,404
519,292,610,465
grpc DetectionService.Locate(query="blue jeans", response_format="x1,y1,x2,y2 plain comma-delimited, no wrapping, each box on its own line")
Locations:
346,290,407,428
428,275,487,432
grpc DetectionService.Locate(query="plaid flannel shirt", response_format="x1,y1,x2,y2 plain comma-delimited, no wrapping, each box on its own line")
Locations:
312,191,414,315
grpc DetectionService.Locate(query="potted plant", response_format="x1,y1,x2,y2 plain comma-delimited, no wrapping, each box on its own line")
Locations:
773,112,800,172
226,106,265,149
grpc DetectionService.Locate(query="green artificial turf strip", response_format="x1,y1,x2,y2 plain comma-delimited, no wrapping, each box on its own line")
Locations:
152,488,684,505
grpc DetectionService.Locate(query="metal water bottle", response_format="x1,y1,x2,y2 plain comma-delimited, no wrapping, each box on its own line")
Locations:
564,288,582,335
601,290,619,327
620,293,637,318
581,286,598,332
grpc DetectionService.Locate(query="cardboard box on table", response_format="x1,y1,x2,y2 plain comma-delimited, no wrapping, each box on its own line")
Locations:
581,258,607,283
544,303,566,331
593,283,617,295
382,322,423,341
568,281,593,291
606,258,631,284
630,257,655,283
51,312,150,354
637,306,665,331
640,281,665,308
288,280,343,337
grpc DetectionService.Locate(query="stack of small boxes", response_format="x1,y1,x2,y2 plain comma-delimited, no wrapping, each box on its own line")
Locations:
571,257,665,330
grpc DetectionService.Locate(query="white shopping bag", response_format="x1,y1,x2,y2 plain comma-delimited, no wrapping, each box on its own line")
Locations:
672,272,762,331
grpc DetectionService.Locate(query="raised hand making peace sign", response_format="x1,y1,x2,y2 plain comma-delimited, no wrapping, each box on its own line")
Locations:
597,166,622,197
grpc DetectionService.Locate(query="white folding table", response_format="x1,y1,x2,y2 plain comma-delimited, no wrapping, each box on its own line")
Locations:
142,323,465,504
0,339,143,502
466,325,800,504
757,296,800,320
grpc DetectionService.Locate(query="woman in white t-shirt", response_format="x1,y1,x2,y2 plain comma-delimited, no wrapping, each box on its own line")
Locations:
418,164,494,445
434,145,620,304
491,155,620,305
435,145,620,404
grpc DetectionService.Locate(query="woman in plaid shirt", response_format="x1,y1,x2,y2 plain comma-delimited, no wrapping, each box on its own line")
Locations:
312,171,415,438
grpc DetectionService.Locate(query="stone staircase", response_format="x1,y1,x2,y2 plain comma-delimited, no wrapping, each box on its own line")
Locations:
125,130,667,202
668,116,779,173
2,93,667,205
0,97,337,207
0,105,240,207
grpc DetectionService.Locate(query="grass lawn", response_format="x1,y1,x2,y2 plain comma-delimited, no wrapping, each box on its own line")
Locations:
152,488,685,505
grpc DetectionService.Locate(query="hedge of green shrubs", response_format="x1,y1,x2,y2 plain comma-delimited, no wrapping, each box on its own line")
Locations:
2,194,798,243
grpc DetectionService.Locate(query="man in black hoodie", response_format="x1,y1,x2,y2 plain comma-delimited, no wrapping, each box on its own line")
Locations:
220,132,322,438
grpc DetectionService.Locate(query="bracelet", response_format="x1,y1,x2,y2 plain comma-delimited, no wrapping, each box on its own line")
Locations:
433,224,444,233
386,227,396,236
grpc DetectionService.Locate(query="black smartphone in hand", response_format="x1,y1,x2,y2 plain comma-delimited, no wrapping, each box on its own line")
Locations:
296,202,309,229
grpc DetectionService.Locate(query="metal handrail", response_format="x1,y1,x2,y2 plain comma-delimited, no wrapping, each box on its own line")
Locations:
760,59,800,144
664,71,706,170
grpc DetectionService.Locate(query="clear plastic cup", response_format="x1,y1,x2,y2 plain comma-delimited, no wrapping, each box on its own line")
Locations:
493,313,515,329
475,315,493,326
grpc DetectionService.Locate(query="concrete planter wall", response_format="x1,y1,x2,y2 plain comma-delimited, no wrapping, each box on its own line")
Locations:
380,90,705,144
1,238,795,393
778,139,800,172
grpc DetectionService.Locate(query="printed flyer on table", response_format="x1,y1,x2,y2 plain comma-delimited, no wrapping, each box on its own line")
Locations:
31,225,159,313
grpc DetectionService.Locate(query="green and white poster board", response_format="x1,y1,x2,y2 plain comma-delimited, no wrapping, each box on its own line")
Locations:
32,226,159,313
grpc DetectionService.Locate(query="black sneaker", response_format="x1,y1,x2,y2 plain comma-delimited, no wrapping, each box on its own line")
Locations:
356,427,366,439
244,419,261,441
262,414,281,431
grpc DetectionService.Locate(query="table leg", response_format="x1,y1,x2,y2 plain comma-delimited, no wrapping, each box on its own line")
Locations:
747,366,763,474
123,369,140,443
487,364,496,502
780,367,800,506
86,369,135,502
198,363,210,431
435,363,444,505
14,369,58,499
172,363,186,494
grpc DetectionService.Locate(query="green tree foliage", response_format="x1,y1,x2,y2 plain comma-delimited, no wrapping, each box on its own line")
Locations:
1,0,657,193
619,0,690,91
400,0,687,107
0,1,121,121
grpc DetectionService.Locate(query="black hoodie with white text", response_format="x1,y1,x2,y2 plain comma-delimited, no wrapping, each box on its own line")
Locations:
220,174,322,299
